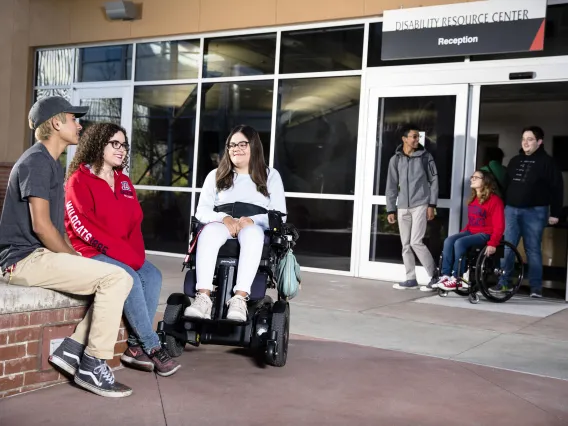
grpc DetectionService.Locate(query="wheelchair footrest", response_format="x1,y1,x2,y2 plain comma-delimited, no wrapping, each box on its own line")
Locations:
183,316,251,326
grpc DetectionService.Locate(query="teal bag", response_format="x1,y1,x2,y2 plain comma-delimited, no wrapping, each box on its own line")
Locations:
276,249,301,300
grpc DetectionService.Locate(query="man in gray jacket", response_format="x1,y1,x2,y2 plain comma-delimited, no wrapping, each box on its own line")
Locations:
386,125,439,291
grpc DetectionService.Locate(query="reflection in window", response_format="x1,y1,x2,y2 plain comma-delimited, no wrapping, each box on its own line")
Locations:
78,98,122,131
197,81,272,187
77,45,133,82
369,205,449,264
138,190,191,254
36,49,75,86
275,76,360,195
131,85,197,187
203,33,276,78
373,96,456,199
286,198,353,271
135,40,200,81
280,25,364,73
35,89,71,102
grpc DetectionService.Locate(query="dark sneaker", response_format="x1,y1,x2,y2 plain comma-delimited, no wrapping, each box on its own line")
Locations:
75,354,133,398
530,289,543,298
121,345,154,372
393,279,419,290
49,337,85,377
489,284,509,293
148,347,181,377
420,275,441,292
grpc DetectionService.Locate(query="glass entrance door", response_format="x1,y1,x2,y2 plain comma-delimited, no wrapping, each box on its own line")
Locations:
66,86,132,171
358,84,469,283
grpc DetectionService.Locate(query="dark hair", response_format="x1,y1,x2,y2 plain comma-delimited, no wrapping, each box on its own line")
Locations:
522,126,544,142
484,147,504,164
67,122,129,180
216,125,269,197
468,169,497,205
402,124,420,138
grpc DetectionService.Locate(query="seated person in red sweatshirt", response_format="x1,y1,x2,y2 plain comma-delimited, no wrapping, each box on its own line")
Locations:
64,123,180,377
436,170,505,290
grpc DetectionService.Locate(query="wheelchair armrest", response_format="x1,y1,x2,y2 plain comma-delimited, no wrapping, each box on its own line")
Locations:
189,216,203,235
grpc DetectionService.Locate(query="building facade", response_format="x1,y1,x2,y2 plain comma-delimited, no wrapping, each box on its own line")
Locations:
1,0,568,299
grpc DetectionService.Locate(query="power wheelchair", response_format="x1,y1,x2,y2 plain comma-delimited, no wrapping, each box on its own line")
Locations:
436,239,525,304
156,202,299,367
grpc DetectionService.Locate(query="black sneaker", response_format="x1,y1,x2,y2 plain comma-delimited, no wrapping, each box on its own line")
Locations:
74,354,133,398
49,337,85,377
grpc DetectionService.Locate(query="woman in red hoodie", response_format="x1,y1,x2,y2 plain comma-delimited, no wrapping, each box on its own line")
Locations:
436,170,505,291
64,123,180,377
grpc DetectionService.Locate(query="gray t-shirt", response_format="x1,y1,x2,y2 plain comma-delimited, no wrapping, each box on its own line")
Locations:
0,143,65,269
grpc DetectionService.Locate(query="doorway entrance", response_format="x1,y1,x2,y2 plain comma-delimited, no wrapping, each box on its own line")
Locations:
66,86,132,171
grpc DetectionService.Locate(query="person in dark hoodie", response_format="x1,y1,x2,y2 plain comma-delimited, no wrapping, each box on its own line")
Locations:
386,124,439,291
496,126,563,298
65,122,181,376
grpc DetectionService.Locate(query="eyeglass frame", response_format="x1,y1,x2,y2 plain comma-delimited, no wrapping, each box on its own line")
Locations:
107,140,130,151
226,141,250,151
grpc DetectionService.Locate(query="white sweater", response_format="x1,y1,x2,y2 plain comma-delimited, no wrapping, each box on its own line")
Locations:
196,168,287,230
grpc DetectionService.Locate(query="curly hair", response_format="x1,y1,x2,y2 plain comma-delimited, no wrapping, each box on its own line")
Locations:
67,122,129,180
468,169,497,205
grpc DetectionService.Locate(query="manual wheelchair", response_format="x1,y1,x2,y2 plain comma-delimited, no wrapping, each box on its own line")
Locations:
156,205,299,367
436,239,525,304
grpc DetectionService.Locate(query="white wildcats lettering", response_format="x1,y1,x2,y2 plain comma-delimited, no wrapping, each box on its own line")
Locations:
65,201,93,242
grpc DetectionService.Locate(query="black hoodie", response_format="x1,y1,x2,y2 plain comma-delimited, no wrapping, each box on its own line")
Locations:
505,145,564,218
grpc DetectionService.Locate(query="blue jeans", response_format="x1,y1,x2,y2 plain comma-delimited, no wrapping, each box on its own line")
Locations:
499,205,548,292
441,231,490,277
93,255,162,353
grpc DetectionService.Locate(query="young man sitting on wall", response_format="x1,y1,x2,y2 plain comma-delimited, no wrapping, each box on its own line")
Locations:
386,124,440,292
0,97,134,398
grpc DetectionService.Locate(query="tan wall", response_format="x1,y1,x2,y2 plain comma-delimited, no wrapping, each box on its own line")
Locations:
0,0,472,165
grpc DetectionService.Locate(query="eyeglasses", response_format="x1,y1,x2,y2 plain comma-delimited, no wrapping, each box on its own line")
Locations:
470,175,482,180
226,141,249,151
108,140,129,151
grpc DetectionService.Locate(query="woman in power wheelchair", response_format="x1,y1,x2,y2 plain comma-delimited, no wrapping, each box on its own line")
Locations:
433,170,525,303
157,125,298,366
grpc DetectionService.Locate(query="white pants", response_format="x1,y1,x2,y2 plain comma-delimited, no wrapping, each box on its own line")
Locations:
196,222,265,294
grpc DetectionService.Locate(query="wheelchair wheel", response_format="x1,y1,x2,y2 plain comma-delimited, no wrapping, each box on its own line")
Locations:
438,288,448,297
477,241,524,303
266,301,290,367
468,293,480,304
163,303,186,357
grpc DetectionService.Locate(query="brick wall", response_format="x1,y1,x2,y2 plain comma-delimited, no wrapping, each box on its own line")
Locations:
0,162,13,214
0,305,133,398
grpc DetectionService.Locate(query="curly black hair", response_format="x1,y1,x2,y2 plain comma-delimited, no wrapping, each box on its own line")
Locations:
67,122,129,181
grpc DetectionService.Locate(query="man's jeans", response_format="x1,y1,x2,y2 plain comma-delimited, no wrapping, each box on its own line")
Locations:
499,205,548,292
441,231,489,277
93,255,162,353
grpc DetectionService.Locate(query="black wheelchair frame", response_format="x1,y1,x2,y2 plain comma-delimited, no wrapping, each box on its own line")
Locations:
156,209,299,367
437,239,525,304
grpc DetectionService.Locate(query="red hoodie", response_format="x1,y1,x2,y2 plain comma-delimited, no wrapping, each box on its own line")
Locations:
461,193,505,248
64,164,145,270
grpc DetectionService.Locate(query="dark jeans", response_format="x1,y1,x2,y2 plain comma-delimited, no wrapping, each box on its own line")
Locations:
499,205,548,292
93,255,162,353
441,231,490,277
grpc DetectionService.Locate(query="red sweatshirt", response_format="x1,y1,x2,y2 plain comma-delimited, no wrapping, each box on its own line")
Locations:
461,193,505,247
64,164,145,270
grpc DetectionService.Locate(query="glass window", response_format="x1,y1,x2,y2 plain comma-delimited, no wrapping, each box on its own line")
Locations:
197,81,273,187
275,76,360,195
78,98,122,130
35,49,75,86
367,23,464,67
77,45,133,82
203,33,276,78
472,5,568,61
131,85,197,187
35,88,71,102
373,96,456,199
287,198,353,271
135,40,200,81
138,190,191,254
280,25,364,73
369,205,449,264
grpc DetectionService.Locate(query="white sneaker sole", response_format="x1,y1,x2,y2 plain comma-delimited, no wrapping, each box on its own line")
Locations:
226,313,246,322
74,376,133,398
49,355,77,377
184,306,211,319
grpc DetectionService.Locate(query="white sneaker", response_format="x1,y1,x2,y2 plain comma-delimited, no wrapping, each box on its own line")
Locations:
226,295,249,322
184,292,212,319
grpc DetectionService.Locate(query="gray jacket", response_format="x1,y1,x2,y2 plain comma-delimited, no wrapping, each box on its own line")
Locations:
386,145,439,213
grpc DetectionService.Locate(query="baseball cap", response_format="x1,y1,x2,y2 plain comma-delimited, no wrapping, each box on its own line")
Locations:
28,96,90,130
